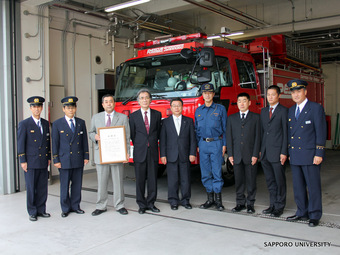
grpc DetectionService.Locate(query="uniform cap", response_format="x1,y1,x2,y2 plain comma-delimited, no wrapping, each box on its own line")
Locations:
27,96,45,106
287,79,308,91
61,96,78,106
202,83,214,92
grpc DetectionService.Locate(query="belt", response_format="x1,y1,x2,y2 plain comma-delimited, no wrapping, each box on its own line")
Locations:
203,136,222,142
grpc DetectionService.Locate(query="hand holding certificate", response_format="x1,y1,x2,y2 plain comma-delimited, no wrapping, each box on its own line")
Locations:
98,126,128,164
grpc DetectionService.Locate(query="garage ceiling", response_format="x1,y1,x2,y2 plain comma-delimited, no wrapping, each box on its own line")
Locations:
23,0,340,63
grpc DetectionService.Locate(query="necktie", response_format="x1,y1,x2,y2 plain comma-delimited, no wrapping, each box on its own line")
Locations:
106,114,111,127
241,113,245,120
269,107,273,119
70,119,75,133
144,111,149,134
175,117,180,135
37,120,43,134
295,106,300,120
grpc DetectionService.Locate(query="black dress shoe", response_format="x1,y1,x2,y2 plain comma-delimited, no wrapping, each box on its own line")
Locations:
183,204,192,209
91,209,107,216
171,205,178,210
61,212,69,218
247,205,255,214
286,215,309,221
148,206,160,213
232,204,246,212
308,219,319,227
117,208,128,215
138,208,146,214
37,212,51,218
262,206,274,214
29,215,37,221
73,209,85,214
271,209,283,217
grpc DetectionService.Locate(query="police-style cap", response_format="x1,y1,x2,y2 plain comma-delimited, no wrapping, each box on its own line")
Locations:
27,96,45,106
202,83,214,92
287,79,308,91
61,96,78,106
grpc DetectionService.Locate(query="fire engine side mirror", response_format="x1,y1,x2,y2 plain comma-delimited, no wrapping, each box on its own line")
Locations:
180,48,194,59
197,69,211,83
199,48,214,67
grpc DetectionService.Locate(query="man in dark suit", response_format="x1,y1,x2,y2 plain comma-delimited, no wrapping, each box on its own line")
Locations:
286,79,327,227
260,85,288,217
129,88,162,214
52,96,89,218
160,98,197,210
17,96,51,221
227,92,261,214
88,94,130,216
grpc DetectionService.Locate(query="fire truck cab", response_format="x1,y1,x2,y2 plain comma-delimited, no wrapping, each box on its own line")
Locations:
114,33,264,185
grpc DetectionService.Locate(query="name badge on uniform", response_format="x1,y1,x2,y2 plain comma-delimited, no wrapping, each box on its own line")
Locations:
30,130,35,133
60,130,64,133
305,120,311,124
80,131,83,134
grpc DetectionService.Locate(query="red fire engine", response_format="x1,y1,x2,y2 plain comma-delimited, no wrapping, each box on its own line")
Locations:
113,33,323,186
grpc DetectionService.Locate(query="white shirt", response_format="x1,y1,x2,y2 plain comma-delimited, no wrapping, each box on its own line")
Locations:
269,102,279,114
141,108,151,124
296,98,308,116
173,115,182,135
32,116,43,134
239,110,249,119
65,115,76,129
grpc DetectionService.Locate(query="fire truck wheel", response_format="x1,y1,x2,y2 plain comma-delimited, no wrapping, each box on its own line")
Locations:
157,164,167,178
222,154,235,187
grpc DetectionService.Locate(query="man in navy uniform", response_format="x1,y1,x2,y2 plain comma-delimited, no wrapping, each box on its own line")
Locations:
17,96,51,221
286,79,327,227
260,85,288,217
195,83,227,211
52,96,89,218
160,98,197,210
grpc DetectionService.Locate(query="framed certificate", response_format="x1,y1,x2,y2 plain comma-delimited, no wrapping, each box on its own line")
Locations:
98,126,127,164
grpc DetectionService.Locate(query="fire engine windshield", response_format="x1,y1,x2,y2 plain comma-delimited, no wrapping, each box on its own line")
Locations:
115,54,232,101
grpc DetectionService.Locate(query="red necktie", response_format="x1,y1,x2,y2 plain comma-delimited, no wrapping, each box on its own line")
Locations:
144,111,149,134
269,107,273,119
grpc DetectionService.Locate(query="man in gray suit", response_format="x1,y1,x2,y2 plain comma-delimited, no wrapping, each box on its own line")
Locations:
226,92,261,214
260,85,288,217
89,94,130,215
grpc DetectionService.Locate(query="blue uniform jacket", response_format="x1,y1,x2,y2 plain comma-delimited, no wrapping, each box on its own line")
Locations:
194,102,227,146
17,117,51,168
288,100,327,165
52,116,89,169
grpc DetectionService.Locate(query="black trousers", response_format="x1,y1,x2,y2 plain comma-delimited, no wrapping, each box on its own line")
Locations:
59,167,83,213
134,147,158,209
261,155,286,210
234,160,257,206
167,160,191,206
24,168,48,215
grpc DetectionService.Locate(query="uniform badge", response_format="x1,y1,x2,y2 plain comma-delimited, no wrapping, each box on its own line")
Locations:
60,130,64,133
305,120,311,124
30,130,35,133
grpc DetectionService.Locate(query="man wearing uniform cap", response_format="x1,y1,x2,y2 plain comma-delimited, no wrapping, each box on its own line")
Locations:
52,96,89,218
17,96,51,221
195,83,227,211
286,79,327,227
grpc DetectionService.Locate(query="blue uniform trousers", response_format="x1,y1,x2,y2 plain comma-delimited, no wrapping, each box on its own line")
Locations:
24,168,48,216
199,139,224,193
291,164,322,220
59,167,83,213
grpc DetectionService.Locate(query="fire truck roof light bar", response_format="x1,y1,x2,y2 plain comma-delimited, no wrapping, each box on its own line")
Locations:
134,33,207,49
105,0,150,12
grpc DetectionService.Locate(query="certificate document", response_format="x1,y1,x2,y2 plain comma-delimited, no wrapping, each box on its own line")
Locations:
98,126,127,164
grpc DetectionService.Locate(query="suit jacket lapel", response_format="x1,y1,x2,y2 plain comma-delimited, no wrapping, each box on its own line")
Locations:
291,102,310,135
71,117,80,142
62,117,73,142
179,117,186,136
111,112,119,127
138,109,148,135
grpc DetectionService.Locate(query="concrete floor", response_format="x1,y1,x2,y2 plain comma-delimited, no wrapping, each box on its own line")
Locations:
1,150,340,254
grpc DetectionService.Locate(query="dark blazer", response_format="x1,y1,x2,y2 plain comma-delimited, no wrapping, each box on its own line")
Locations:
52,117,89,169
160,115,197,162
288,100,327,165
260,104,288,162
129,108,162,163
17,117,51,168
226,111,261,165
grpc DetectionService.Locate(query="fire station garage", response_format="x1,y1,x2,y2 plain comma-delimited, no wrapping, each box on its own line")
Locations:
1,0,340,253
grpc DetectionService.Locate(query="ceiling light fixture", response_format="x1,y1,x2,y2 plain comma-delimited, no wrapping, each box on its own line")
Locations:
105,0,151,12
207,31,244,40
